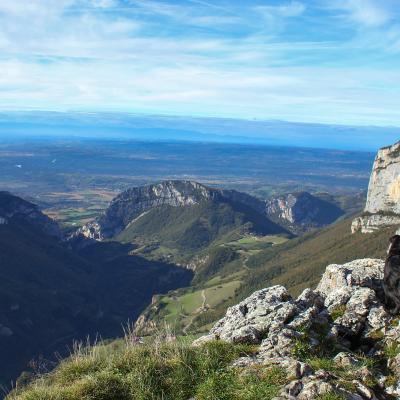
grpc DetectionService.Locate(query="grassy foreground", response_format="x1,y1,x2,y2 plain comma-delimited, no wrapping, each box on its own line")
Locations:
7,337,288,400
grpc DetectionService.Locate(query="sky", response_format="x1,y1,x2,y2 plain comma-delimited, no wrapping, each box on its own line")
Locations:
1,0,400,127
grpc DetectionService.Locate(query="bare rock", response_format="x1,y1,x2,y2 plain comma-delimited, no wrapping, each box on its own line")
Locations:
333,352,359,368
352,140,400,233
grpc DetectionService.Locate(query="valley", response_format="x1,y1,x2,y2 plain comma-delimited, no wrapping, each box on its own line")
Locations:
0,136,386,392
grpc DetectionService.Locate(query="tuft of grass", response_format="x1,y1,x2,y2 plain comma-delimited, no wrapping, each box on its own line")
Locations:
330,305,347,321
8,336,285,400
383,342,400,359
316,392,346,400
391,316,400,327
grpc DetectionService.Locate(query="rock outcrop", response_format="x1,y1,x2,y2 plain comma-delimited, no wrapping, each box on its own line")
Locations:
195,258,400,399
266,192,344,234
78,180,267,240
0,191,60,237
352,141,400,233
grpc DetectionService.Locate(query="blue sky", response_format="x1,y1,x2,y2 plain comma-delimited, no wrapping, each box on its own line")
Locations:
1,0,400,127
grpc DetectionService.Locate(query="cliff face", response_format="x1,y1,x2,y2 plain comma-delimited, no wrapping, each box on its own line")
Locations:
79,180,266,240
352,141,400,233
0,191,60,237
266,192,344,234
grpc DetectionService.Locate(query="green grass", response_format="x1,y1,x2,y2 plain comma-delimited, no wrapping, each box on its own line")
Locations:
204,281,241,307
316,394,346,400
8,338,286,400
225,235,289,253
330,305,347,321
155,279,242,330
116,201,286,261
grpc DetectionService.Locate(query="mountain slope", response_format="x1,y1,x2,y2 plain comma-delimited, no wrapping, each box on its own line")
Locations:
0,217,96,386
79,180,288,264
9,257,400,400
241,216,393,297
0,193,192,387
136,215,394,335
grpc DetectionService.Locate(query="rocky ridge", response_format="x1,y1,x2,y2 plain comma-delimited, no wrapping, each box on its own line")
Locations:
79,181,345,241
266,191,344,234
195,258,400,399
352,141,400,233
78,180,266,240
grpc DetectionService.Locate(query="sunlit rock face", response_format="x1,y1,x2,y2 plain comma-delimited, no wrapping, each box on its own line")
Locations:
352,141,400,233
265,192,344,234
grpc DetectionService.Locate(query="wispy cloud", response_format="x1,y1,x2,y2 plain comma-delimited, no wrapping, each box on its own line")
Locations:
331,0,393,27
0,0,398,127
256,1,306,19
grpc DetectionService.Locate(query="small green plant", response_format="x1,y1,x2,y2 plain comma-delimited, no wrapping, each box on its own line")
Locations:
308,357,337,373
330,305,347,321
391,316,400,327
292,334,313,361
385,374,398,387
383,342,400,358
316,392,346,400
368,329,384,341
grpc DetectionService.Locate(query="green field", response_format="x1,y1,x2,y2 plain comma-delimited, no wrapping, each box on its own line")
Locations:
224,234,290,255
155,277,242,331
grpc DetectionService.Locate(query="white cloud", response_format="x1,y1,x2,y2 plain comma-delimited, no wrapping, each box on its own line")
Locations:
256,1,306,19
332,0,393,27
0,0,398,126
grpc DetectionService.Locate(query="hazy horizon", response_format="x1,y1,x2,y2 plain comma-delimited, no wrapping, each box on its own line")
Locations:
1,1,400,128
0,110,398,152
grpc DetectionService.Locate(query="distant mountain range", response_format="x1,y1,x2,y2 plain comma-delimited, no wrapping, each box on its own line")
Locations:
77,181,351,262
0,111,398,151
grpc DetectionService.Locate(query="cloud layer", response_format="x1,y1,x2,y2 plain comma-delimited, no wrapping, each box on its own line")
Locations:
0,0,399,126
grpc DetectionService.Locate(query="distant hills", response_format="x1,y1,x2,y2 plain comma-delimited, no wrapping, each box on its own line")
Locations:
0,111,398,151
77,181,354,267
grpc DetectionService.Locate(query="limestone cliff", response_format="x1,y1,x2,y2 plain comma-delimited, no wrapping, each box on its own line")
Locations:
352,140,400,233
266,192,344,234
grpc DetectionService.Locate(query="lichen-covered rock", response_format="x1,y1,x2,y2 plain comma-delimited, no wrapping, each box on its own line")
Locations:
316,259,390,343
316,259,385,297
194,285,327,357
194,285,293,344
333,352,359,368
